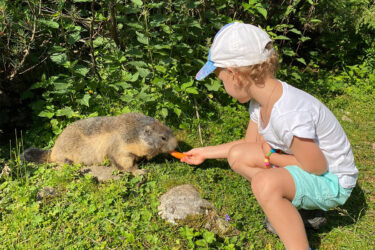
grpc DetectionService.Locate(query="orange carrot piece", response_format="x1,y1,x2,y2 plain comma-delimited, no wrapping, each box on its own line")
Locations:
170,151,186,159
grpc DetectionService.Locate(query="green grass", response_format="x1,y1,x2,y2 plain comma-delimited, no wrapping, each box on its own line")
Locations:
0,93,374,249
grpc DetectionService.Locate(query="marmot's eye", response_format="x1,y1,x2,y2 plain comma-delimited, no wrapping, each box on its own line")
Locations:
161,136,167,141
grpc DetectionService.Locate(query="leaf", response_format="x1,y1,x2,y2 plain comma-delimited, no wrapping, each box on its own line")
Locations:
137,67,151,78
31,214,44,226
205,79,221,91
181,81,194,90
141,210,152,222
203,231,215,244
173,107,182,117
300,36,311,42
124,231,135,243
256,6,267,19
51,119,62,135
292,72,302,81
115,81,131,89
73,0,92,2
126,22,143,30
50,53,68,65
130,72,139,82
289,28,302,35
38,110,54,119
189,20,201,29
109,84,120,91
195,239,207,247
274,35,291,40
93,37,105,47
77,94,91,107
131,0,143,7
162,25,172,34
67,32,81,45
127,61,148,68
284,5,295,16
179,226,194,240
147,2,164,8
296,57,307,65
56,107,75,118
152,77,165,88
73,65,90,77
161,108,168,118
310,19,322,23
38,19,59,29
136,31,149,45
283,49,295,57
186,1,200,8
185,87,199,94
53,82,73,94
49,46,66,53
242,3,251,11
154,65,166,74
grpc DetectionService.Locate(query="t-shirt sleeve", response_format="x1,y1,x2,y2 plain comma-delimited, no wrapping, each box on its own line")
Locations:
273,111,316,147
249,99,260,123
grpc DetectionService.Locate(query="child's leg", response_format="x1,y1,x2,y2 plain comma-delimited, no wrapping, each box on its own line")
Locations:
227,142,268,181
251,168,310,250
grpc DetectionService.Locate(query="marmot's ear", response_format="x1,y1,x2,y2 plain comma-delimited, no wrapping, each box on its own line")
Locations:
144,125,152,136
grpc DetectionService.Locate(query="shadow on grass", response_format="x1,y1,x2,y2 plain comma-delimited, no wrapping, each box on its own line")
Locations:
308,184,367,248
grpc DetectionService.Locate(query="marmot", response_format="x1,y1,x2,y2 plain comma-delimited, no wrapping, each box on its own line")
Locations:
22,113,178,175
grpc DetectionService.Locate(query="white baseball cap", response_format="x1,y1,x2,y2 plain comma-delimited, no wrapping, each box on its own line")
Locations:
196,22,273,80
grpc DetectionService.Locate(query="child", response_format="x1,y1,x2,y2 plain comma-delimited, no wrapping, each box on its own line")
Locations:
181,22,358,249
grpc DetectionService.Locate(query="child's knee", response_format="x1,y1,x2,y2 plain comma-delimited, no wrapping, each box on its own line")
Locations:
251,172,279,204
227,145,241,170
227,144,252,171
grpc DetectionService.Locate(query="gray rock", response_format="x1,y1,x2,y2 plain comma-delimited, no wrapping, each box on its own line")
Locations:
36,186,57,201
158,184,213,224
158,184,240,237
79,166,121,182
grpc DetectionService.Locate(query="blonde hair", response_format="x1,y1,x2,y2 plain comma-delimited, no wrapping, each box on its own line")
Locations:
234,42,278,86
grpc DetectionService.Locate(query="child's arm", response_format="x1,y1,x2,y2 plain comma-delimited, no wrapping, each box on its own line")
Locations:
268,136,327,175
244,119,260,143
181,120,259,165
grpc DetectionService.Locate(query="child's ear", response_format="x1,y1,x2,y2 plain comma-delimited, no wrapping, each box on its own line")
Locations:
227,67,236,78
227,67,243,86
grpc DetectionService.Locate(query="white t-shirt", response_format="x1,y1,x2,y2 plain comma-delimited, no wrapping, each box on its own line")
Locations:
249,80,358,188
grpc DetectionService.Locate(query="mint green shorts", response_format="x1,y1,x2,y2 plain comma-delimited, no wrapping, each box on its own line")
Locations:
285,165,353,211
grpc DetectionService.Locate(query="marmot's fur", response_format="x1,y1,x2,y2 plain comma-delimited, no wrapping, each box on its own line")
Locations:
22,113,178,175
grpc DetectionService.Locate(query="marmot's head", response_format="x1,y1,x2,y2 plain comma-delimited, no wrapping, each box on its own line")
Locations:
139,120,178,158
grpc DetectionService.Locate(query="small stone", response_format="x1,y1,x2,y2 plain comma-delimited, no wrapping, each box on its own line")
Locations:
36,186,56,201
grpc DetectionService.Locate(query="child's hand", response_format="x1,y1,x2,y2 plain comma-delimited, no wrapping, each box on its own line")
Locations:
180,148,206,165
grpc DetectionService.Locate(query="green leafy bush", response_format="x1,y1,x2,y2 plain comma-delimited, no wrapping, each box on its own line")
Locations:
1,0,373,149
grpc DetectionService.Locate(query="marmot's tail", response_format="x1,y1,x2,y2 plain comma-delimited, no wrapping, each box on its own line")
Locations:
21,148,51,164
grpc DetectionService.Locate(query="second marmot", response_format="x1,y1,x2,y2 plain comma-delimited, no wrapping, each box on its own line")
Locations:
22,113,178,175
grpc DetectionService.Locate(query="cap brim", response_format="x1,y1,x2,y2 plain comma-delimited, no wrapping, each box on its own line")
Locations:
195,60,216,81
